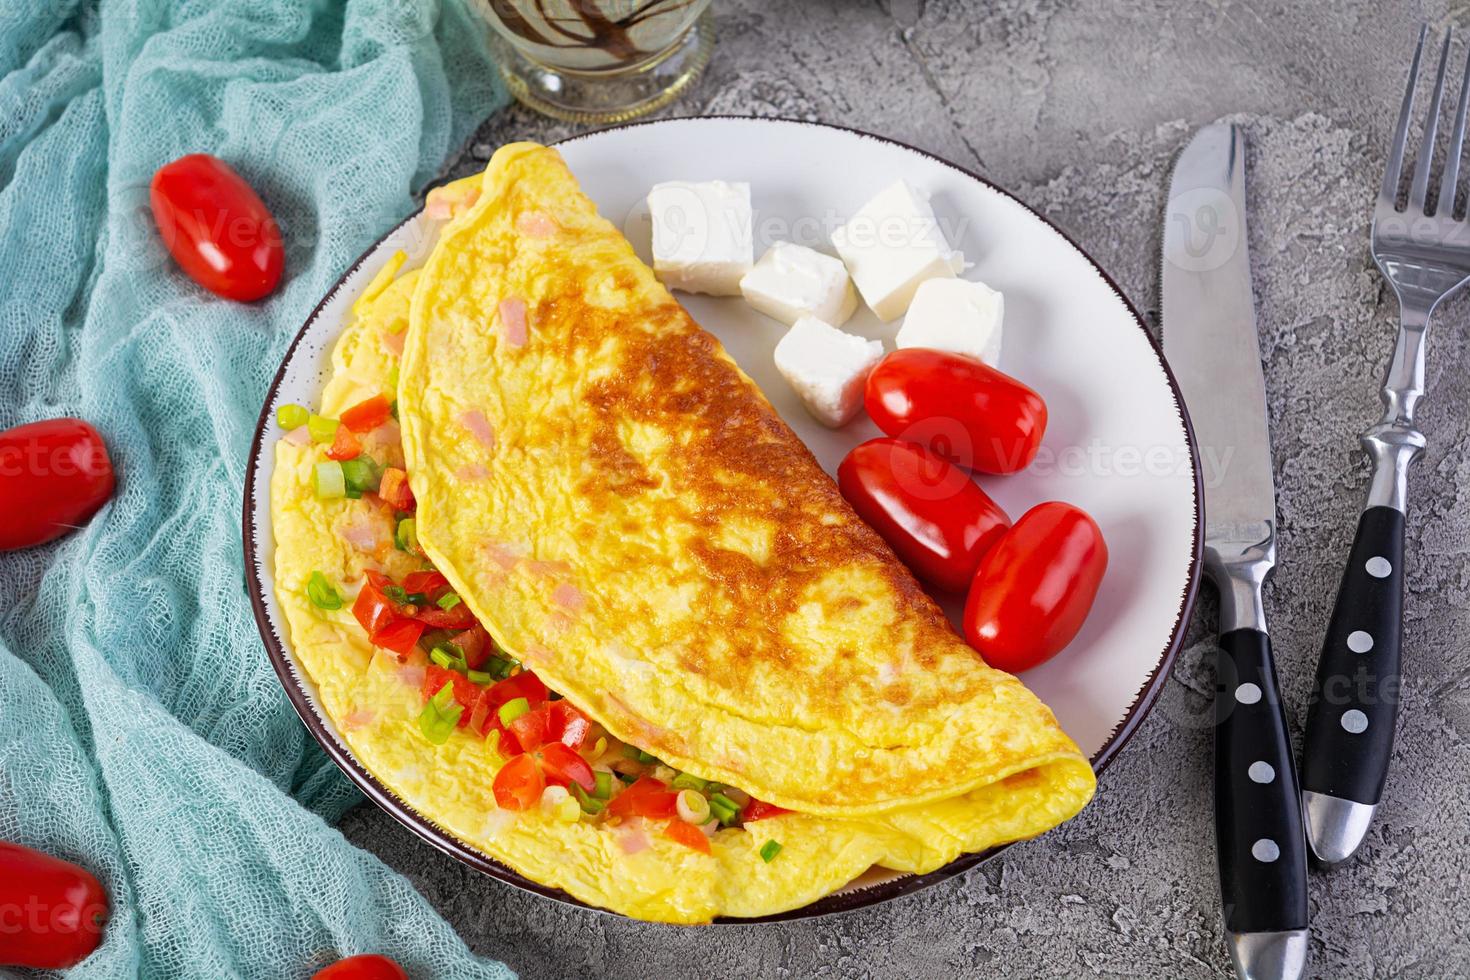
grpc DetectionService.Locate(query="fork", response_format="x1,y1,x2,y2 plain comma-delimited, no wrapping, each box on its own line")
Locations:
1299,24,1470,864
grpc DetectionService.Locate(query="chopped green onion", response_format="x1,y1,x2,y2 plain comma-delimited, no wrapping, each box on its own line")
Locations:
383,585,409,604
571,783,605,815
276,403,309,430
313,461,346,499
431,644,466,671
622,744,642,760
676,789,711,824
402,592,428,606
615,771,638,785
390,399,400,421
306,571,343,610
466,669,493,685
395,517,418,552
437,592,463,610
710,793,743,827
308,413,339,443
498,697,530,726
340,457,380,495
671,772,708,792
592,770,614,800
430,682,457,712
418,682,461,744
387,365,399,391
759,840,782,863
636,749,658,765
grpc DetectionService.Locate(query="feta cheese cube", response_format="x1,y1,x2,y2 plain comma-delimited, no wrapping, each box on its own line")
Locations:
648,180,753,296
830,180,966,322
773,315,885,428
739,242,858,326
896,278,1004,366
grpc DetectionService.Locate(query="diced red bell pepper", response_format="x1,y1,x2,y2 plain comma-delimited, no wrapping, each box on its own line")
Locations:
326,424,361,461
378,467,414,512
536,741,596,792
474,670,551,746
369,617,425,657
548,701,591,750
743,799,792,821
450,625,492,670
492,752,544,810
507,704,551,752
421,664,478,727
606,775,678,820
340,394,392,433
353,573,399,635
664,817,711,854
402,570,449,595
410,603,476,629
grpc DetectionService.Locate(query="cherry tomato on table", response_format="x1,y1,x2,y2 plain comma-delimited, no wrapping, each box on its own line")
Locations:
0,841,108,969
865,348,1047,474
150,153,284,301
0,418,115,551
313,954,409,980
838,437,1011,593
962,502,1108,673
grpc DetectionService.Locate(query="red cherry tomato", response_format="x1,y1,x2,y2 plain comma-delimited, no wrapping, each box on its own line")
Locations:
837,437,1011,592
313,954,408,980
0,419,115,551
864,348,1047,474
150,153,284,301
493,752,545,810
962,502,1108,673
0,842,108,969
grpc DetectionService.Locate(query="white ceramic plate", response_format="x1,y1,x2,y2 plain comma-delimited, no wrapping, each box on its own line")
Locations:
244,117,1201,919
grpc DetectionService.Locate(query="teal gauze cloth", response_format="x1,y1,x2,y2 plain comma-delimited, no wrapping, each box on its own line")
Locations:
0,1,517,977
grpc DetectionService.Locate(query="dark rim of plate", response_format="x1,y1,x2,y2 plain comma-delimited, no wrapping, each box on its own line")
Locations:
241,115,1204,925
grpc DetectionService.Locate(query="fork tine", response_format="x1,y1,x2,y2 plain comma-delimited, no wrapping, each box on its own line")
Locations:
1382,25,1428,204
1442,40,1470,218
1410,30,1453,212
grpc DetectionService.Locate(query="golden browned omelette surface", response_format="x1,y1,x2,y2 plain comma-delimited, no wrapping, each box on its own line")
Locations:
399,142,1095,818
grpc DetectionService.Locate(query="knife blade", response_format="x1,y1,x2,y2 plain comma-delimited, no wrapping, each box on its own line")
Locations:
1160,123,1309,980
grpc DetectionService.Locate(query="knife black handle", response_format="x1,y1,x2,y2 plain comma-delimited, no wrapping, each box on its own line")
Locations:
1301,505,1404,805
1215,628,1308,935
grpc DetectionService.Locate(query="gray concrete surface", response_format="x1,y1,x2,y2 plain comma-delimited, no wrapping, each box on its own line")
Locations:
339,1,1470,976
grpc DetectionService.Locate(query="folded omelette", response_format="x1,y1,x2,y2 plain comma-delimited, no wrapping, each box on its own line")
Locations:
270,143,1095,923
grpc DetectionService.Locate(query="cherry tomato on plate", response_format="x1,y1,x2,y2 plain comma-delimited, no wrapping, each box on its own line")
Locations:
150,153,284,301
0,841,108,969
962,502,1108,673
313,954,408,980
0,418,115,551
838,437,1010,593
865,348,1047,474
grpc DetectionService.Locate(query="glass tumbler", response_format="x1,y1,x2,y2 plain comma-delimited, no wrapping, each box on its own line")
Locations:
469,0,715,124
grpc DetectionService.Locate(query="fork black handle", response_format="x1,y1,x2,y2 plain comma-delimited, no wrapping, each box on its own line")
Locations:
1301,506,1404,806
1215,628,1309,936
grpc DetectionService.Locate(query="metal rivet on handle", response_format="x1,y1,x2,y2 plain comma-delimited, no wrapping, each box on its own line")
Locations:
1248,761,1276,783
1347,630,1375,653
1366,556,1392,578
1234,682,1262,705
1342,709,1369,734
1252,838,1281,862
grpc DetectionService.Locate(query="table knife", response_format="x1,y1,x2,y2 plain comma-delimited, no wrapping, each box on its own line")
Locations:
1161,123,1308,980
